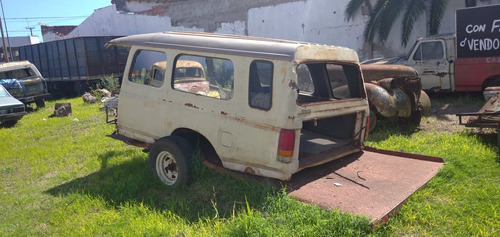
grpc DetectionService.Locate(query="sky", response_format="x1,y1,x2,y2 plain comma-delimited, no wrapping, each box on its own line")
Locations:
1,0,111,39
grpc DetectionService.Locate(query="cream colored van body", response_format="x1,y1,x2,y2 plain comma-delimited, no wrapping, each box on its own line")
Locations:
107,32,369,184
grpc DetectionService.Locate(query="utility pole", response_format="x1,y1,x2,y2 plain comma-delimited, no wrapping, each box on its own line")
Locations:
1,0,13,61
0,14,9,62
26,26,35,36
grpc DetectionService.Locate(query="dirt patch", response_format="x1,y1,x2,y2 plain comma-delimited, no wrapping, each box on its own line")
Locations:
420,100,482,132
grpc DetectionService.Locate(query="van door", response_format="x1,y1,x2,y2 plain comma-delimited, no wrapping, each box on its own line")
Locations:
405,40,451,92
117,49,168,143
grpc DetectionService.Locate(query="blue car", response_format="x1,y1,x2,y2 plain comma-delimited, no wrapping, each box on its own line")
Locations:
0,85,26,126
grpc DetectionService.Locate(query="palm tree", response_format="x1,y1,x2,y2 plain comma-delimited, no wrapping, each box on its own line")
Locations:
345,0,477,47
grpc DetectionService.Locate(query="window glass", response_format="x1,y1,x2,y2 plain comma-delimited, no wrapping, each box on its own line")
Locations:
129,50,166,87
0,68,34,80
297,64,314,94
413,41,444,60
173,55,234,100
249,60,273,110
0,86,9,97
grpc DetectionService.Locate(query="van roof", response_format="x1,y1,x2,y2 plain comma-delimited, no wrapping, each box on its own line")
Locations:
106,31,359,63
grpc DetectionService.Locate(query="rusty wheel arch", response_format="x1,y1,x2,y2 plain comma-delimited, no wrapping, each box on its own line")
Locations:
171,128,223,167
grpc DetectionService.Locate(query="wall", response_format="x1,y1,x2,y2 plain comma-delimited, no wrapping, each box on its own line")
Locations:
41,25,77,42
69,0,500,61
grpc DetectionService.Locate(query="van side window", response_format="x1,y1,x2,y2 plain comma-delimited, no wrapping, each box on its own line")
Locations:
129,50,166,87
173,55,234,100
249,60,273,110
297,64,314,94
413,41,444,60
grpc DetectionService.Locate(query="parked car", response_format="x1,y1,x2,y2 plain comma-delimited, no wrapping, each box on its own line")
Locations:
0,85,27,126
359,64,431,131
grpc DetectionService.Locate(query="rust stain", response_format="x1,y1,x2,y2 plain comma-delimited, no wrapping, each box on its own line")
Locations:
184,103,199,109
244,167,256,174
289,80,299,90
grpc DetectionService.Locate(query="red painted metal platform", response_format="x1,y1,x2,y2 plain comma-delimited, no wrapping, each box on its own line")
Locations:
287,148,444,226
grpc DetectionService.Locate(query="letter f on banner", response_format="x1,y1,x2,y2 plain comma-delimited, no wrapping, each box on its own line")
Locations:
492,19,500,33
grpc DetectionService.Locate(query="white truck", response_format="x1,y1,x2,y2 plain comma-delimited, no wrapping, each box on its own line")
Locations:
365,4,500,92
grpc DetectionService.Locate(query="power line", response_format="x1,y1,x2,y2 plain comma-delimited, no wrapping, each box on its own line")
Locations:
5,16,88,20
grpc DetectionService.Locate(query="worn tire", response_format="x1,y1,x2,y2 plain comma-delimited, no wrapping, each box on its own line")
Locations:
148,136,193,187
401,108,422,127
369,109,377,132
1,120,18,127
36,99,46,108
497,132,499,154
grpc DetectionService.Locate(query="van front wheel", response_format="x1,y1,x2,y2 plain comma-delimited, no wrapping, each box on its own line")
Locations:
148,136,193,187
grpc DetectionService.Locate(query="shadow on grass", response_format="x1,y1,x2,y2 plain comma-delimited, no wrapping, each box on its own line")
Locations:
462,130,499,162
46,150,275,222
367,120,421,143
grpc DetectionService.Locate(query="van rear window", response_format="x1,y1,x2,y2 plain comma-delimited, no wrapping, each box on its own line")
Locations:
296,63,363,103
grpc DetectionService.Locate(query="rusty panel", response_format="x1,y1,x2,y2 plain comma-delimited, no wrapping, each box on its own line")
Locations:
457,92,500,128
288,149,444,226
361,64,417,82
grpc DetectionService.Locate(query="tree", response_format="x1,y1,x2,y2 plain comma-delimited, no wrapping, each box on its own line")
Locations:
345,0,477,47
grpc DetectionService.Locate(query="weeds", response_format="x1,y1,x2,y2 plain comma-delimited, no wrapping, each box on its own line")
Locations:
0,97,498,236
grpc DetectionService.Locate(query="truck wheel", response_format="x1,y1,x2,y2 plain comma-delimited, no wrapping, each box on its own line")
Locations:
36,99,46,108
419,90,431,116
148,136,193,187
1,120,18,127
409,110,422,127
369,110,377,132
497,132,499,154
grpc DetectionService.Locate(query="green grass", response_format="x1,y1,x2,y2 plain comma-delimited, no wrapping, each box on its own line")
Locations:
0,96,498,236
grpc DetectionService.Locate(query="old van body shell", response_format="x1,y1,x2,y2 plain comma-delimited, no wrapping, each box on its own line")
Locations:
106,32,369,180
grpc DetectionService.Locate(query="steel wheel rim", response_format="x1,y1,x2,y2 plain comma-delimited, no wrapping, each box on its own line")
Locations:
156,151,178,185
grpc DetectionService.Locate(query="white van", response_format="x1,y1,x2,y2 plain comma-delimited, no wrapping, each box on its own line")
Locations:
106,32,370,186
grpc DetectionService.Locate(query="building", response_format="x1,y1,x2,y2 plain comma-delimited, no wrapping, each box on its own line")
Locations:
41,25,77,42
0,36,39,62
15,0,500,61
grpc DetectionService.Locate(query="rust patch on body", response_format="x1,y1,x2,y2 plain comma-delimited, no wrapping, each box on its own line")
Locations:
244,167,256,174
184,103,199,109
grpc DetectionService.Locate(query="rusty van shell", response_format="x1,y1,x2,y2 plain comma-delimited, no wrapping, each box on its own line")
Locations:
106,32,370,187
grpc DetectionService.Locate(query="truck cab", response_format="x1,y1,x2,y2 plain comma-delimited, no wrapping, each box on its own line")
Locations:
396,34,456,92
0,61,51,108
369,5,500,93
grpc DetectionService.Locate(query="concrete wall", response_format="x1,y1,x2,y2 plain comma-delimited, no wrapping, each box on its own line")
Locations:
69,0,500,61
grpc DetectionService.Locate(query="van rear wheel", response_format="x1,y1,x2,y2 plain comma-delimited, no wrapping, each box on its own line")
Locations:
148,136,193,187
